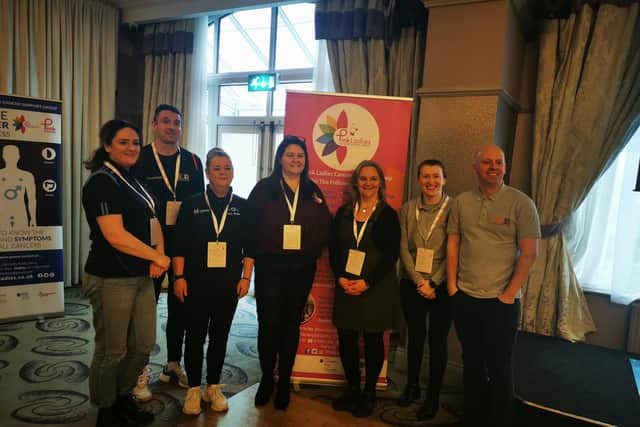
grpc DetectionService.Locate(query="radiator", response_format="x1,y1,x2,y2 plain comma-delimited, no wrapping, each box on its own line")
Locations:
628,301,640,355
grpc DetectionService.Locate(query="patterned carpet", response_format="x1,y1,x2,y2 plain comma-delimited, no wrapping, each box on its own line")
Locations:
0,287,464,427
0,287,260,427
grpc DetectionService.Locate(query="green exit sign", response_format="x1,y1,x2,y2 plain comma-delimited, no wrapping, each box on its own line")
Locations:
248,73,278,92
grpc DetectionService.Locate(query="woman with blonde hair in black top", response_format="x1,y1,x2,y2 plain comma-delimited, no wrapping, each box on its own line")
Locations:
329,160,401,418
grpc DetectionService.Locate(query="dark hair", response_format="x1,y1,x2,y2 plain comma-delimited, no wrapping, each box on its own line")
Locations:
416,159,447,178
153,104,183,122
272,135,310,180
268,135,317,199
351,159,386,202
84,119,142,172
206,147,232,169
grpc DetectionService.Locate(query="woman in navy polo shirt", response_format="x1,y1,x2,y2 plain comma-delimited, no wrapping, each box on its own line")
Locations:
82,119,170,427
172,148,254,415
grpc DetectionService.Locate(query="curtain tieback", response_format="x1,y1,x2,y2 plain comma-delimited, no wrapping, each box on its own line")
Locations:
540,220,566,238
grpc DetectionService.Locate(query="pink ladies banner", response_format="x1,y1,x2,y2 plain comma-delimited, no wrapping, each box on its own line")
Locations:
284,91,413,387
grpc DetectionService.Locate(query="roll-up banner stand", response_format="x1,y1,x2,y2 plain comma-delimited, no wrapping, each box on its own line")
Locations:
0,94,64,323
284,90,413,388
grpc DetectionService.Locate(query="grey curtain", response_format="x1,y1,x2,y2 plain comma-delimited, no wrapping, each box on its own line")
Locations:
522,2,640,341
315,0,426,97
141,19,195,149
0,0,119,286
315,0,427,195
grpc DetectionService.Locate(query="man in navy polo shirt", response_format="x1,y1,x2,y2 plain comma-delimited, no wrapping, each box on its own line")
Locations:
134,104,204,400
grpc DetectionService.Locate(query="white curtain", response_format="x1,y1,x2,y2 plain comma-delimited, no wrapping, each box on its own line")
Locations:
186,16,209,158
568,126,640,305
312,40,335,92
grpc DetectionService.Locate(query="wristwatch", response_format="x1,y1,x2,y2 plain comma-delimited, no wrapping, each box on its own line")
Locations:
174,274,185,280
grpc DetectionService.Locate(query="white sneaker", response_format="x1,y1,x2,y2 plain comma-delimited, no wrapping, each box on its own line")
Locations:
159,361,189,389
182,386,202,415
131,365,152,402
204,384,228,412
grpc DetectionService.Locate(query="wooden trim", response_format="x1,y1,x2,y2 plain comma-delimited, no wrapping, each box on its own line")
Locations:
416,88,532,113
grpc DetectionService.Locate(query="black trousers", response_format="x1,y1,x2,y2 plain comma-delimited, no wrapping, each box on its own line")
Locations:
399,279,452,401
183,286,238,387
337,329,384,391
254,258,316,383
153,268,186,363
453,291,520,427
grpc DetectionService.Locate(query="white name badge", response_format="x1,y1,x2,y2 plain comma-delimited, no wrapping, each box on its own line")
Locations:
207,241,227,268
150,218,160,246
346,249,366,276
283,224,301,250
415,248,434,274
165,201,182,226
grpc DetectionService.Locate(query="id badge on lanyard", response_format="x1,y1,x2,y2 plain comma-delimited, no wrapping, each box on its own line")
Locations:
150,218,160,247
414,197,448,274
283,224,302,250
281,180,301,250
166,200,182,226
152,143,181,225
204,191,233,268
207,242,227,268
346,202,376,276
346,249,366,275
415,248,434,273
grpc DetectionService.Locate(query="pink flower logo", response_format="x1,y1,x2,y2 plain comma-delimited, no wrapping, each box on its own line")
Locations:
315,110,349,164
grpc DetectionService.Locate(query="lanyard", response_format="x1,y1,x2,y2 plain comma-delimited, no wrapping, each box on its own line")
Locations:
280,180,299,224
353,201,377,249
151,143,181,200
203,190,233,241
415,196,449,245
104,161,156,216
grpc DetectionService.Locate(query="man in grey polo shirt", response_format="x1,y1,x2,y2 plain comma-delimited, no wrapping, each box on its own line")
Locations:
446,145,539,427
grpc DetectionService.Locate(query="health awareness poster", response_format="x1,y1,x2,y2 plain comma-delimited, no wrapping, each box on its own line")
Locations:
0,94,64,322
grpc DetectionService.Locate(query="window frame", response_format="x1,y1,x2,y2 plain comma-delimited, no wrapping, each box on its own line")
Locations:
207,5,314,150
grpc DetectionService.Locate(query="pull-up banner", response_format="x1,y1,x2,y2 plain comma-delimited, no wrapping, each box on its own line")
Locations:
284,90,413,387
0,94,64,322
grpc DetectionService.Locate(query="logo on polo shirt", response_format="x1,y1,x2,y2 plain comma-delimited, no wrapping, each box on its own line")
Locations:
493,216,511,225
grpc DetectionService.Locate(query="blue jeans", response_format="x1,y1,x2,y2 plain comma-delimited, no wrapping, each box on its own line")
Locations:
83,274,156,407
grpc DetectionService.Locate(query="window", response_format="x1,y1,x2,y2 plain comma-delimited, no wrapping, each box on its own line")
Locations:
567,128,640,304
206,3,317,197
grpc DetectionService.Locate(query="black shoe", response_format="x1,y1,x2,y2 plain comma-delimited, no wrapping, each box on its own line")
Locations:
397,383,421,407
332,385,360,412
96,406,130,427
416,396,439,420
116,394,154,425
254,377,274,406
273,382,290,410
352,389,376,418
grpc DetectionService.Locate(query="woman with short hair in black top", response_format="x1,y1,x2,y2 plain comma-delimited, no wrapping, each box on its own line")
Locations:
329,160,401,418
82,119,170,427
172,148,254,416
247,136,332,410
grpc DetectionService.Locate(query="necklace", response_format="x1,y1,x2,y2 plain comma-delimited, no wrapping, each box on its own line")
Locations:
359,201,377,213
